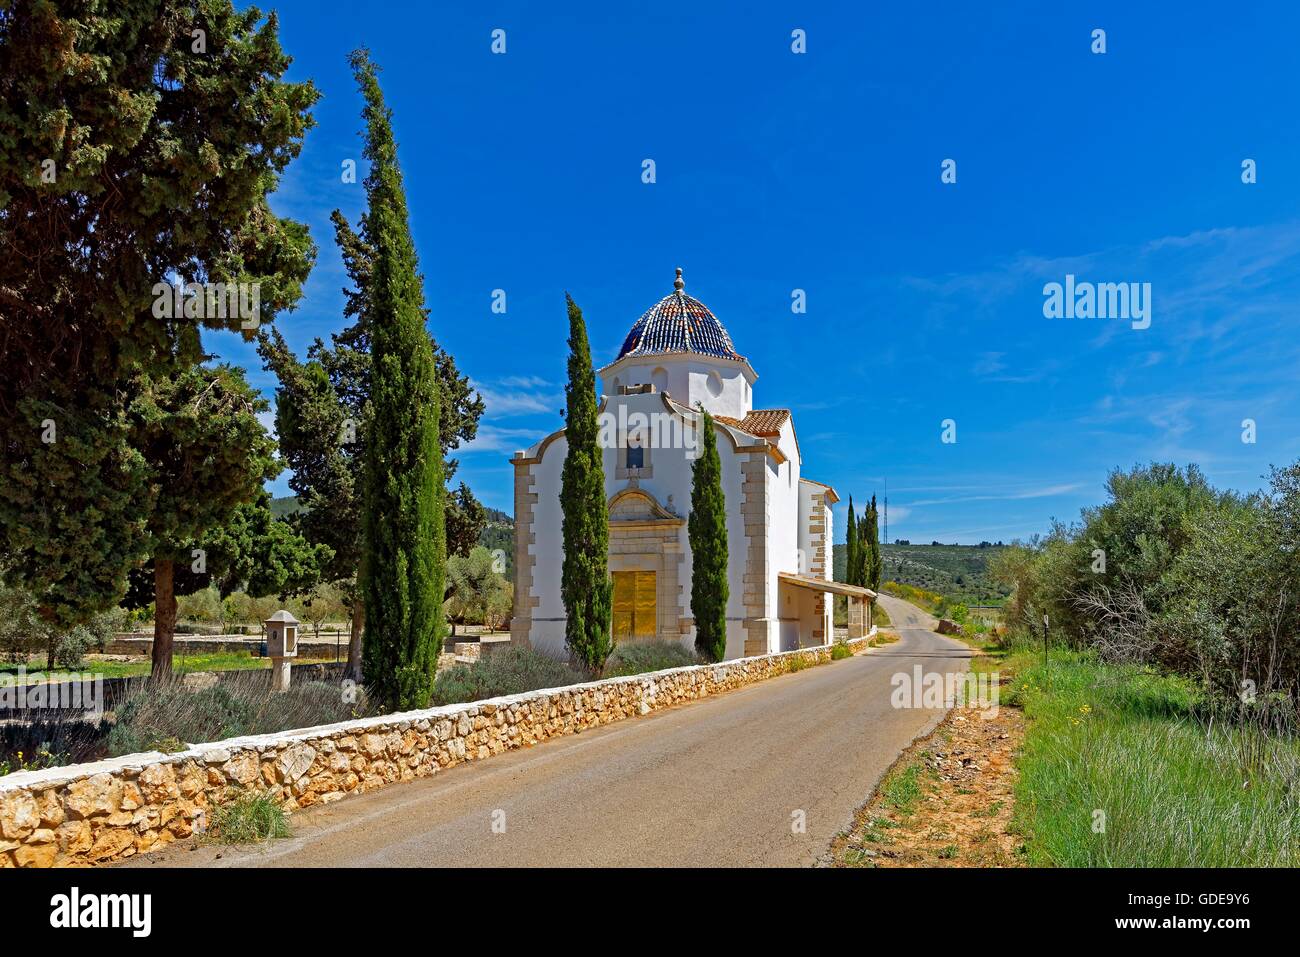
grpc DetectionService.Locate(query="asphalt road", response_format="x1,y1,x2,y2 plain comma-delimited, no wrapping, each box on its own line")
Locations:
135,594,970,868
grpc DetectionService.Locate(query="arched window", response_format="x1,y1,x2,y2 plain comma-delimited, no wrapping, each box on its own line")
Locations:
626,432,644,469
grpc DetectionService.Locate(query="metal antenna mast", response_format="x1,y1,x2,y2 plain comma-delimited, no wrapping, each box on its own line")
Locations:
884,477,888,545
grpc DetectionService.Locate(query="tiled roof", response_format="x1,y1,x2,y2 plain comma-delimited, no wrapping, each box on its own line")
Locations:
615,269,742,362
715,408,791,438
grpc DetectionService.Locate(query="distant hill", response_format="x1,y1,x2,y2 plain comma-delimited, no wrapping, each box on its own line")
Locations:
270,495,304,519
833,542,1009,606
479,509,514,578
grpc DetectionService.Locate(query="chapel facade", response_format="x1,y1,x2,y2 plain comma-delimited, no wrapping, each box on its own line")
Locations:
510,270,868,660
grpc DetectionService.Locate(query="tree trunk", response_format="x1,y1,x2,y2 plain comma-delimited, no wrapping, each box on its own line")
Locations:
345,598,364,683
152,557,177,682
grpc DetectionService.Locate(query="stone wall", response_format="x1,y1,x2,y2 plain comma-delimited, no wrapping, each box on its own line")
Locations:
0,636,874,868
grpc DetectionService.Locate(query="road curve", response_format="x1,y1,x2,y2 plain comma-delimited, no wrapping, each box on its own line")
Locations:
133,594,969,868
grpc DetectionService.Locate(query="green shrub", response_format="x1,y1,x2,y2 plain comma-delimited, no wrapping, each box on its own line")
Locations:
107,678,369,756
430,647,587,706
108,685,250,756
0,745,67,777
830,641,853,660
209,790,290,844
602,639,702,678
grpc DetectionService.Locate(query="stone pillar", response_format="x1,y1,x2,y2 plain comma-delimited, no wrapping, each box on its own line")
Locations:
847,596,866,639
271,658,292,692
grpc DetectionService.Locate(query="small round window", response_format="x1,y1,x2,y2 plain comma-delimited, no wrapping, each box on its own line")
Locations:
706,370,723,397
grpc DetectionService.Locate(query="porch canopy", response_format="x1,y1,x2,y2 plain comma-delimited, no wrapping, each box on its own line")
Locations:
777,573,877,639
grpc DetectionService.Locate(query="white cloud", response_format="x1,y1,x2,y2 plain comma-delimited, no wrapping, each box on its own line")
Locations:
257,408,278,441
470,376,560,417
904,483,1084,507
461,424,548,456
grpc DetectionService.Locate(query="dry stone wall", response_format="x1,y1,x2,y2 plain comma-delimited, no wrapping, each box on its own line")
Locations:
1,635,873,868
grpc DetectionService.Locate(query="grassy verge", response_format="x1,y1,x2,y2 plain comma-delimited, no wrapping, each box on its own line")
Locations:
1009,649,1300,867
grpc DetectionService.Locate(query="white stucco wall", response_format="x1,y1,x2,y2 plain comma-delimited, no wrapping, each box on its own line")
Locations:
599,354,755,421
519,393,757,661
768,420,802,584
797,480,815,577
763,436,802,654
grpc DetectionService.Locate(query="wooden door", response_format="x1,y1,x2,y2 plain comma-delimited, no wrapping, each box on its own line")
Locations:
612,570,657,641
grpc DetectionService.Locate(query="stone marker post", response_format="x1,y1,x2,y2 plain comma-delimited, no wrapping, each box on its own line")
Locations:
264,610,300,692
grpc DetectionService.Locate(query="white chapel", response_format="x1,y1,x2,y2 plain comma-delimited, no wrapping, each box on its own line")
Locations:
510,270,873,660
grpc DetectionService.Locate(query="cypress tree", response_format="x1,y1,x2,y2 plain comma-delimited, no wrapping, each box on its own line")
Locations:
560,294,614,672
689,408,729,662
854,503,870,587
259,208,487,681
844,497,859,585
866,494,883,590
353,49,445,710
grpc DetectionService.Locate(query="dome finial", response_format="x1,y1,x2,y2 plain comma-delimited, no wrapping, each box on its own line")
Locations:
673,266,684,292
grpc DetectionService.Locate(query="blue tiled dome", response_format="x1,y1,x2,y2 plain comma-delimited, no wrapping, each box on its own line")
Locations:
615,269,742,362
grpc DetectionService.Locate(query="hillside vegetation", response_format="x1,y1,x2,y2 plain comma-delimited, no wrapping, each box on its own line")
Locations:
479,508,514,578
834,542,1008,605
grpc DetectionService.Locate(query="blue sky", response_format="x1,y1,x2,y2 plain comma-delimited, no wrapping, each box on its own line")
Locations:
210,0,1300,544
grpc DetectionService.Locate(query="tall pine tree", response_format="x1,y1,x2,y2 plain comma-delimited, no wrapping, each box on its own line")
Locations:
844,497,859,585
0,2,317,629
560,294,613,672
689,408,729,661
352,49,445,710
130,364,286,680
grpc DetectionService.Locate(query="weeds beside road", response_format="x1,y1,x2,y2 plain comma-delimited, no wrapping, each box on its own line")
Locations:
830,660,1022,868
834,597,1300,868
1010,649,1300,867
